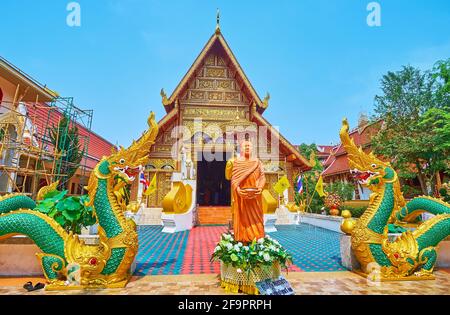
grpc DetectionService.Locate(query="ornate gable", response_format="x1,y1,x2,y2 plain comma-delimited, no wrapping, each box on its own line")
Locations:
180,48,250,107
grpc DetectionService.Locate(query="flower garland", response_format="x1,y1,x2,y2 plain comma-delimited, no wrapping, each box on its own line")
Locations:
210,233,292,275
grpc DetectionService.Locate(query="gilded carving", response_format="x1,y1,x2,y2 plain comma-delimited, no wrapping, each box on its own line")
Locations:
225,92,240,102
217,57,226,66
208,92,223,101
205,55,215,66
198,79,214,89
147,159,176,169
217,80,232,90
184,108,243,120
206,68,226,78
190,91,205,100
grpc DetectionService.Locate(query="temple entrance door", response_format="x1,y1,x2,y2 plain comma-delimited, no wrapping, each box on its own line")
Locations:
196,151,232,225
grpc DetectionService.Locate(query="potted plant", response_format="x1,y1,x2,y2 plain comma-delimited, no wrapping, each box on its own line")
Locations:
324,193,342,216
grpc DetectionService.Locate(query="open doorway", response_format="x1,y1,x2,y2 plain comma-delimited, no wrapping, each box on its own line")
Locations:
196,152,231,206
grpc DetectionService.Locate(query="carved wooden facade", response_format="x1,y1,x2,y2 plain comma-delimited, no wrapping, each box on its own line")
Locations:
140,28,311,208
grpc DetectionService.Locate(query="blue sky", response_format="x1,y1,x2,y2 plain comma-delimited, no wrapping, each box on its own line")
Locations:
1,0,449,147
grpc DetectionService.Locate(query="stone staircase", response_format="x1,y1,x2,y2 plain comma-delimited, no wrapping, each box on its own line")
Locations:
136,207,163,225
197,206,232,225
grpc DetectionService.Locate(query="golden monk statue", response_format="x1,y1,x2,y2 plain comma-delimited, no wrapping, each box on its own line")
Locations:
229,141,266,243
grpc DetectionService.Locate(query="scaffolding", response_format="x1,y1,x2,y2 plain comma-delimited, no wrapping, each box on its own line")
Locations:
0,96,93,197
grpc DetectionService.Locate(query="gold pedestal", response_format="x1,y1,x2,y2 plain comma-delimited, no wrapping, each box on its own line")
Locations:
220,261,281,295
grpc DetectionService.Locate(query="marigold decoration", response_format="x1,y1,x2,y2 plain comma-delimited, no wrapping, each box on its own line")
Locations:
325,193,342,216
211,233,292,295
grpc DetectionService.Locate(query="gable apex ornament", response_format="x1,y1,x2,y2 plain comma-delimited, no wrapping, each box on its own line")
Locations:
215,9,221,34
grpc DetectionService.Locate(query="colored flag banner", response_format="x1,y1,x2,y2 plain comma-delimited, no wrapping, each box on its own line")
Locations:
315,175,326,197
140,172,149,191
144,173,157,196
295,175,303,194
273,175,290,195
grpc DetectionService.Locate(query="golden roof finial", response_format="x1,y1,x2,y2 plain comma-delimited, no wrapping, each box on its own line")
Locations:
215,8,221,34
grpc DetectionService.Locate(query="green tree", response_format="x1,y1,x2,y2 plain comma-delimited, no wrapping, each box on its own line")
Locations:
325,181,354,202
295,144,325,213
50,115,84,190
371,61,449,195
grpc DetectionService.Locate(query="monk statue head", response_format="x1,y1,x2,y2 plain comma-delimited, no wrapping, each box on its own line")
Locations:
240,140,254,159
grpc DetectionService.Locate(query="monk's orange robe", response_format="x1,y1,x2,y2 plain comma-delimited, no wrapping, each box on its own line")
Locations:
231,158,266,243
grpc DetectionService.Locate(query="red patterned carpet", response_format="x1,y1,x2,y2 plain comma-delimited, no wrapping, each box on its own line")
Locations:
181,226,227,274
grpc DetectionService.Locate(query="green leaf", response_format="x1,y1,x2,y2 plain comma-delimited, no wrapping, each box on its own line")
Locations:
62,209,81,222
230,254,238,262
64,197,82,211
48,207,58,218
55,215,67,226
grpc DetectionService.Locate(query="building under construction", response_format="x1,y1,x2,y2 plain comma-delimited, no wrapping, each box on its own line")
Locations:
0,56,114,198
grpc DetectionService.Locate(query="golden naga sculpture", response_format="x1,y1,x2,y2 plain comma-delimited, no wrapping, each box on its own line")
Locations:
0,112,159,289
162,182,193,214
339,118,450,280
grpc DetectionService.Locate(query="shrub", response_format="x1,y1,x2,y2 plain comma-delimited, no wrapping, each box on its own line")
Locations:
340,205,367,218
35,190,96,234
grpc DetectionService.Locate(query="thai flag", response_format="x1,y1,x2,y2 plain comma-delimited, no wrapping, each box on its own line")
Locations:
140,172,149,191
296,175,303,194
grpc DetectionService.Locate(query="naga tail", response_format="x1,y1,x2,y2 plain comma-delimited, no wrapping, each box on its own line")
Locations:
0,194,68,281
395,196,450,223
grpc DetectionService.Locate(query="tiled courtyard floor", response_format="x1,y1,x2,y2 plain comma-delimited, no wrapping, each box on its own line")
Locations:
0,270,449,295
135,225,344,275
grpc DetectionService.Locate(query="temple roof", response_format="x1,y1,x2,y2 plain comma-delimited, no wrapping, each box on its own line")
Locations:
162,28,268,114
322,121,382,177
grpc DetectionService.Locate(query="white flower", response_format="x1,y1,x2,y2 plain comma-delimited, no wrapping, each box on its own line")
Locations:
214,246,221,253
243,246,249,251
257,238,264,244
226,243,233,250
268,245,276,251
237,242,243,247
258,251,264,256
275,248,280,253
222,233,228,239
237,268,242,273
263,253,271,262
233,244,241,252
273,239,280,245
265,235,271,239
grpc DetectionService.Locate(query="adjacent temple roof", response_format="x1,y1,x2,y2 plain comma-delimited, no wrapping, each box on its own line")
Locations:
322,121,382,177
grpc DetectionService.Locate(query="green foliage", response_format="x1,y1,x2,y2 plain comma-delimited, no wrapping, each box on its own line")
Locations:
325,181,355,202
340,205,367,218
440,186,450,203
371,60,450,195
34,189,96,234
295,143,325,213
210,233,292,276
49,115,84,190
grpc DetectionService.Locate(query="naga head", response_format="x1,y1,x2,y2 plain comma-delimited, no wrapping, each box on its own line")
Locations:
92,112,159,184
340,118,396,191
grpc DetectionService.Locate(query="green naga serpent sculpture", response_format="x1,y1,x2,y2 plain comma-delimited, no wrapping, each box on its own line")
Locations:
0,112,158,289
340,119,450,280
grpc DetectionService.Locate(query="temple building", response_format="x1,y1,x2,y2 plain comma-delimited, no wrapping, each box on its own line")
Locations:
136,22,311,224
